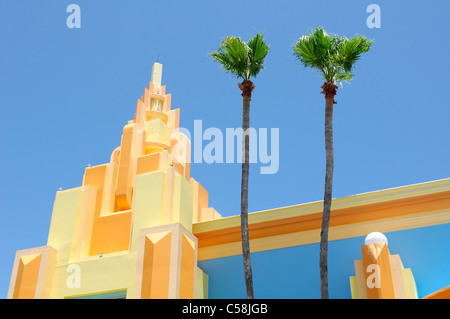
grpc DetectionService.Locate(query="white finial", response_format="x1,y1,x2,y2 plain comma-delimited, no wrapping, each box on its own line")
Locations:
365,232,388,246
151,63,162,87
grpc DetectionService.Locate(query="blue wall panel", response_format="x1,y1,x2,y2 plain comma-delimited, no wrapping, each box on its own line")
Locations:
198,223,450,298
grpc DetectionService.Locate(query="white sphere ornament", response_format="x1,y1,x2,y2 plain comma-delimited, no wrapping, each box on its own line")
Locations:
365,232,388,246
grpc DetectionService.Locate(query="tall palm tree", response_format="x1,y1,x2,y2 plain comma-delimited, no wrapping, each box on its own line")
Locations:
293,27,372,299
210,33,270,299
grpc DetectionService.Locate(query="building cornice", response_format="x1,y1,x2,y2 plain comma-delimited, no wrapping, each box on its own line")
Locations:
193,178,450,260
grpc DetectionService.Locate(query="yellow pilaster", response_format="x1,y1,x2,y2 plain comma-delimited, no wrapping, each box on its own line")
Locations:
8,246,56,299
8,62,217,299
350,232,418,299
134,223,198,299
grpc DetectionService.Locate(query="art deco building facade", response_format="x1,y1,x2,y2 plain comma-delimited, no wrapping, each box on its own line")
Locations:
8,64,450,299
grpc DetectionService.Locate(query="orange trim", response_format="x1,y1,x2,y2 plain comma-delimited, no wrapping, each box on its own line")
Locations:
422,286,450,299
179,234,195,299
13,254,42,299
141,232,172,299
195,191,450,248
83,164,133,256
145,111,168,123
361,243,395,298
137,153,161,175
115,125,135,210
89,211,132,256
149,93,165,101
83,165,108,218
164,94,171,111
145,142,170,155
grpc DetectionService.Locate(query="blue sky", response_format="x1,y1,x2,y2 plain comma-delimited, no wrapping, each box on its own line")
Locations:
0,0,449,298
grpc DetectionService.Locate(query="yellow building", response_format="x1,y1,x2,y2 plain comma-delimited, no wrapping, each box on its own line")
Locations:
8,63,221,299
8,63,450,299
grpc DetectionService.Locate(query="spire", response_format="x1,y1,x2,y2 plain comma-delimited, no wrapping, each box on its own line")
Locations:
151,62,162,87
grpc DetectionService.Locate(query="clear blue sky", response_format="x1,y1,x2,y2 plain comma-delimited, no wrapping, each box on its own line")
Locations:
0,0,449,298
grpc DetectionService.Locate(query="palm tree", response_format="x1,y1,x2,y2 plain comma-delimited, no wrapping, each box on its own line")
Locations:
293,27,372,299
210,33,270,299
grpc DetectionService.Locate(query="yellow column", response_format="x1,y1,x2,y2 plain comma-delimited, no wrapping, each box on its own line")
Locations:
8,246,56,299
9,62,215,299
141,231,172,298
350,232,418,299
361,242,395,299
134,223,198,299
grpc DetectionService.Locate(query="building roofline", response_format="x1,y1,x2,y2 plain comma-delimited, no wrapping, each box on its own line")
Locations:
193,178,450,260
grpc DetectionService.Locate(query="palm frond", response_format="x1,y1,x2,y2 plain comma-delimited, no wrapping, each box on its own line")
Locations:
210,36,250,79
293,27,372,85
293,27,334,77
293,35,317,68
247,32,270,78
210,33,269,80
338,35,373,72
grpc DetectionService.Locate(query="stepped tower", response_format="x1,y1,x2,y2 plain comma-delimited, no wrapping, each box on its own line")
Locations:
8,63,221,299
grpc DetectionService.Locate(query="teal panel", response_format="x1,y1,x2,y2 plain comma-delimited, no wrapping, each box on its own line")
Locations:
198,223,450,298
68,290,127,299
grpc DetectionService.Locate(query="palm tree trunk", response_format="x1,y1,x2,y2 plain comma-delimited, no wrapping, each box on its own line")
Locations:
239,79,255,299
320,81,337,299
